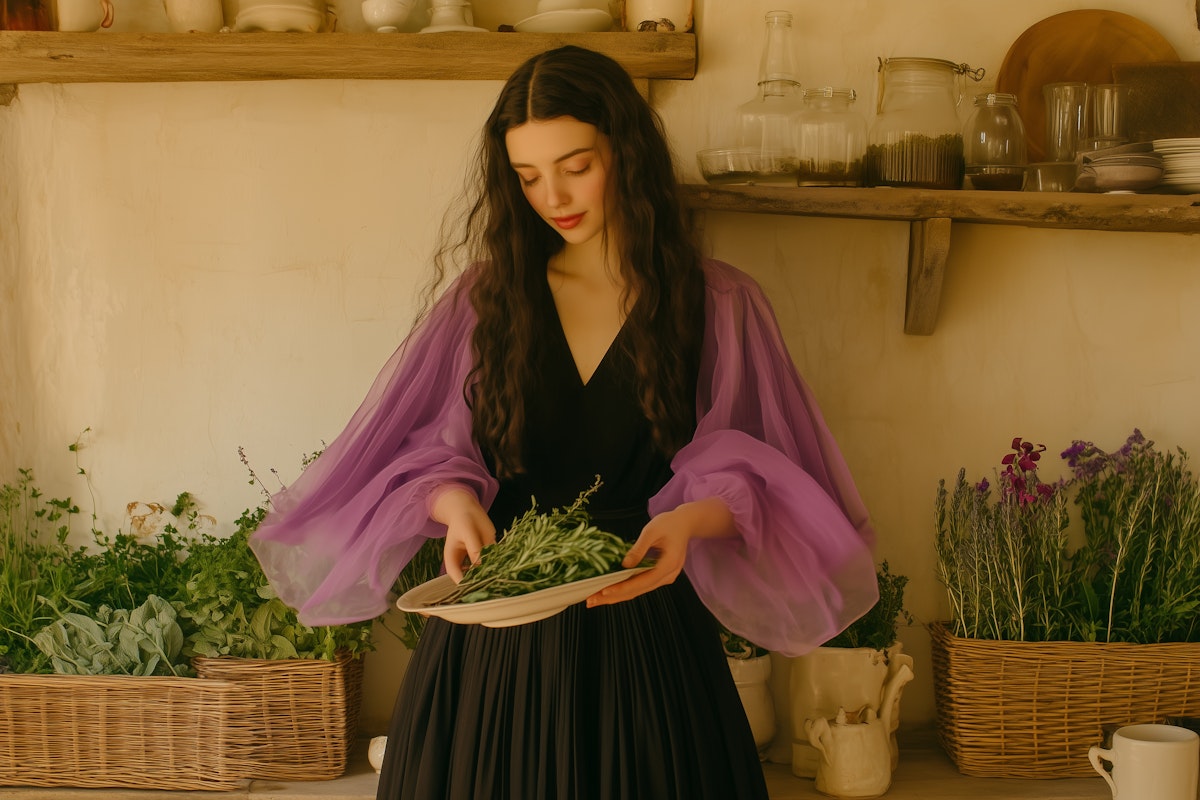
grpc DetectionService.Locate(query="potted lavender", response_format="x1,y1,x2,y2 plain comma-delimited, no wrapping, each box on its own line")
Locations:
930,431,1200,778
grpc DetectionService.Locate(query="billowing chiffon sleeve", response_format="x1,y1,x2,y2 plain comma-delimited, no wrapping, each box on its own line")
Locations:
650,260,879,657
250,273,497,626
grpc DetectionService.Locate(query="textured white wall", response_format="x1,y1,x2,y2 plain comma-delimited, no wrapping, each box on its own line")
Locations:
2,0,1199,747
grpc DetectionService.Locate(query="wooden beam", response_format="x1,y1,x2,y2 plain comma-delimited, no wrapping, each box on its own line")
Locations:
904,217,951,335
0,31,696,84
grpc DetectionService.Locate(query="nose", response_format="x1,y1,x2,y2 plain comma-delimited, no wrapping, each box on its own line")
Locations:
543,175,569,210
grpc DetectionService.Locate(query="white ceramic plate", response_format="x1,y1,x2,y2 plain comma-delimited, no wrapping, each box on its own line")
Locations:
1154,138,1200,149
513,8,613,32
396,567,650,627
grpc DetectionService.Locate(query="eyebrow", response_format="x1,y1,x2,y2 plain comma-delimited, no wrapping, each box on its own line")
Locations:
509,147,594,170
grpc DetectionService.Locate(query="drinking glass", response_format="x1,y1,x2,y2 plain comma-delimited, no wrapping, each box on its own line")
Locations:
1043,82,1088,162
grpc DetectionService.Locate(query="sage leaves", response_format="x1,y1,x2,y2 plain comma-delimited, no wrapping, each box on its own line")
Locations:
33,595,186,677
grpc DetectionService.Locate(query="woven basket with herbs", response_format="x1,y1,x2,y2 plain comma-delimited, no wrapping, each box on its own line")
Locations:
0,451,372,788
932,431,1200,777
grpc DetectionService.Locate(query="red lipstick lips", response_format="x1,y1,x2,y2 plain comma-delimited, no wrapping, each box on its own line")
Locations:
552,213,584,230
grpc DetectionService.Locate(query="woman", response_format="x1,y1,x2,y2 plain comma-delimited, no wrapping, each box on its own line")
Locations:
251,45,878,800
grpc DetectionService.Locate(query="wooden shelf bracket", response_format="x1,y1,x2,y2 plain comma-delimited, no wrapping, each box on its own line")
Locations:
905,217,951,336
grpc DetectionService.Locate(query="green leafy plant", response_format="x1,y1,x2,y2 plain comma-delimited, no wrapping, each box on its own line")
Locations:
0,467,88,673
935,431,1200,643
823,561,912,650
2,440,375,674
1063,430,1200,643
386,537,445,651
32,595,187,676
179,504,374,661
718,624,768,660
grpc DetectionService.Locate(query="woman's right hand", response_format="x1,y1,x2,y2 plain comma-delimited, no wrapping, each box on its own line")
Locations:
430,487,496,582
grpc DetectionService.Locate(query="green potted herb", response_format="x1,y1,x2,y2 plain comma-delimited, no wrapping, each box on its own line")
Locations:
789,561,914,778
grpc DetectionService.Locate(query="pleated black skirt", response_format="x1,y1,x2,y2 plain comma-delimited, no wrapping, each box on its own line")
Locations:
376,575,770,800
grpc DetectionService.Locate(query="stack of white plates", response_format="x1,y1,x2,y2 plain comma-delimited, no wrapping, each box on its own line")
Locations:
1153,138,1200,194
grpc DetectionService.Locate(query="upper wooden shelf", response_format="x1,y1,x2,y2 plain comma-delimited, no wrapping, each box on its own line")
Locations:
0,30,696,84
681,184,1200,334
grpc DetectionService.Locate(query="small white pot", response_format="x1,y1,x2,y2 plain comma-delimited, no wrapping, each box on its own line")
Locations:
728,654,776,756
368,735,387,773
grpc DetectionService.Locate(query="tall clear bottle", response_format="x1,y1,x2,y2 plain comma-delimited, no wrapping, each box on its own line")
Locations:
734,10,803,184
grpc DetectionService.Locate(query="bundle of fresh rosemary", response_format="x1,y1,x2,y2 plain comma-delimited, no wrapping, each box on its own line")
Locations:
435,478,636,605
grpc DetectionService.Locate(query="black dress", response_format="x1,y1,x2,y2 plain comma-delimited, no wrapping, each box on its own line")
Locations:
376,287,770,800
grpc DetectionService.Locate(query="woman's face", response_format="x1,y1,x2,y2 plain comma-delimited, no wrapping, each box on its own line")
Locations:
505,116,613,248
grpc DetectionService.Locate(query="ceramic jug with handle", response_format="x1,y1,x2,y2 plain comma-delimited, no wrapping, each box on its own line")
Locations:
805,662,914,798
52,0,112,30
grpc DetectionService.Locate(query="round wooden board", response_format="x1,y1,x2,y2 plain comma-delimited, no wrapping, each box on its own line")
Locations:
996,9,1179,162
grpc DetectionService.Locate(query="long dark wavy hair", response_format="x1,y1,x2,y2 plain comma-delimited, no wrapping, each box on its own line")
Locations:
426,45,705,478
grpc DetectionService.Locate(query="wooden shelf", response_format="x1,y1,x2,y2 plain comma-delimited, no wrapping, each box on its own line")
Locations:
0,30,695,85
682,184,1200,335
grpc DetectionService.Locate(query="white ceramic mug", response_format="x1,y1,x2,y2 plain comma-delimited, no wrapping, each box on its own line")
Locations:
1088,723,1199,800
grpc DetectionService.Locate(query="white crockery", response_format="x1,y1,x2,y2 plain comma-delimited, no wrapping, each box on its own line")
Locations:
53,0,113,31
536,0,608,14
361,0,414,32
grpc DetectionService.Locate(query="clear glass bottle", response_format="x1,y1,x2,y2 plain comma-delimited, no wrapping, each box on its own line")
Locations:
962,92,1027,191
794,87,867,187
863,57,983,189
733,10,803,184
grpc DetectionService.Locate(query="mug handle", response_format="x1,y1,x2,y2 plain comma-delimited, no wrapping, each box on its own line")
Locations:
1087,746,1117,797
99,0,114,27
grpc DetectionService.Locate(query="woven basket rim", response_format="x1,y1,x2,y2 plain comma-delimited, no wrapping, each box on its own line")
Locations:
928,619,1200,650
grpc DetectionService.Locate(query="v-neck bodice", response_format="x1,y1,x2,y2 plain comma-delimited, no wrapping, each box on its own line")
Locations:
482,281,677,542
545,289,626,389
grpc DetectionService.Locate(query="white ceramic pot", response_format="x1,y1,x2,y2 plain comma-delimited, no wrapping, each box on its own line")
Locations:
234,0,330,31
163,0,223,32
728,654,776,756
806,708,894,798
790,644,914,778
368,735,387,773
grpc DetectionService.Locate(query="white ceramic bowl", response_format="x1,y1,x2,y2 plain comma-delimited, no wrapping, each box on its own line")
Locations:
235,2,324,30
361,0,414,31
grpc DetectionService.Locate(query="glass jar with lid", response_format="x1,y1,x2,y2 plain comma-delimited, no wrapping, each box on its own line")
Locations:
733,9,803,184
794,87,867,187
863,57,984,189
962,92,1027,190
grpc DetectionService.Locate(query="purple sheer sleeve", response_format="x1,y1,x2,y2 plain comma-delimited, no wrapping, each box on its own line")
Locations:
649,260,879,657
250,273,497,626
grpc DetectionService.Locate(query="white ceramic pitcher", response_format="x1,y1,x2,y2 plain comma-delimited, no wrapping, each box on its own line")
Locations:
804,662,913,799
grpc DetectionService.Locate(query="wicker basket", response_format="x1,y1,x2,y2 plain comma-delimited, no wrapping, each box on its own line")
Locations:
929,621,1200,778
191,652,365,780
0,673,252,791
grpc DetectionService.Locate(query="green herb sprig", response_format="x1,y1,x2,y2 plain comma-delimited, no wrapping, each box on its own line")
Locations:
434,477,637,605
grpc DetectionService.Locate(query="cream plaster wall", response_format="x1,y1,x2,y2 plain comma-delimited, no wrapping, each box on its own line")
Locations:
2,0,1199,755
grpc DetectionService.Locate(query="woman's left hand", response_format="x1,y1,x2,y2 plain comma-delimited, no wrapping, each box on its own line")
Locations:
586,496,736,607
